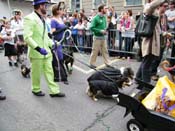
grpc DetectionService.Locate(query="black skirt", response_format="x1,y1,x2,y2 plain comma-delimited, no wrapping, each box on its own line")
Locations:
4,43,17,56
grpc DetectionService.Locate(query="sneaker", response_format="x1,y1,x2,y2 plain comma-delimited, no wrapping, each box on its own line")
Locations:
9,62,13,66
14,62,18,67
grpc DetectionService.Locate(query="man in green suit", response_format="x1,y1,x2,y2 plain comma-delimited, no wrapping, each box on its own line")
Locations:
24,0,65,97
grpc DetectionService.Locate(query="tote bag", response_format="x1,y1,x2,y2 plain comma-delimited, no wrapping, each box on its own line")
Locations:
135,14,158,38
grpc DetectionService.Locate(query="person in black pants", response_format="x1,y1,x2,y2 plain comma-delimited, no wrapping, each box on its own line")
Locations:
151,12,168,81
136,54,156,84
135,0,170,88
170,40,175,66
151,36,166,81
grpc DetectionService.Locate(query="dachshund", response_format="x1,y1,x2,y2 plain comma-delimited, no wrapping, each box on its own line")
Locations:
161,60,175,82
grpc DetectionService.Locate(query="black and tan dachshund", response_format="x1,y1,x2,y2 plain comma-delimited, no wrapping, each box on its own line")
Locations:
86,66,134,101
63,48,74,74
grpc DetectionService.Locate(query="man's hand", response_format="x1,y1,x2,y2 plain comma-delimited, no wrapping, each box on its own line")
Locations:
35,47,48,55
39,48,48,55
100,30,107,35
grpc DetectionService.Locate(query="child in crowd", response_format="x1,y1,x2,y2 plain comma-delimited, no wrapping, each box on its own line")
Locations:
1,21,18,67
119,12,132,58
107,16,115,49
73,19,85,52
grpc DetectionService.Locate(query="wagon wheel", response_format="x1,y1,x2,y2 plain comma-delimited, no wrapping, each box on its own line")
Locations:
127,119,144,131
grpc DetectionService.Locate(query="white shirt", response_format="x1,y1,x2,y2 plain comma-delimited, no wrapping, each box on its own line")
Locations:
11,19,23,35
165,9,175,30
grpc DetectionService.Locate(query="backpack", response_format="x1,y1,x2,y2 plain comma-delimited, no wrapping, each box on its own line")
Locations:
135,14,158,37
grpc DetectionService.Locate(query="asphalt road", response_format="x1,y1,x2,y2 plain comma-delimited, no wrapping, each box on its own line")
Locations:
0,50,168,131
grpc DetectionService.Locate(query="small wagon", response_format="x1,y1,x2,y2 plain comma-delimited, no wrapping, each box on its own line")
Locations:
113,79,175,131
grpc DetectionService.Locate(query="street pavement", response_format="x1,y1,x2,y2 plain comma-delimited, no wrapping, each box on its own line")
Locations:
0,50,169,131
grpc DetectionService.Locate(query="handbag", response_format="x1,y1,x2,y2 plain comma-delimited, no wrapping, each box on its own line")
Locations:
135,14,158,37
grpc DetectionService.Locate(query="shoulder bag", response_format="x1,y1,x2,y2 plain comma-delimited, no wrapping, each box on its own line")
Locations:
135,14,158,38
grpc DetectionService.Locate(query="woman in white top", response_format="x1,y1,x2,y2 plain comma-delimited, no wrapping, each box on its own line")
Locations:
11,10,24,62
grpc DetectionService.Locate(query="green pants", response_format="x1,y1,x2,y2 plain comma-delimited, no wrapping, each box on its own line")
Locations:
30,56,60,94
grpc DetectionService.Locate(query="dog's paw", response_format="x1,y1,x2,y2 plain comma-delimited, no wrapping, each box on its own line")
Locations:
92,97,98,101
87,91,93,97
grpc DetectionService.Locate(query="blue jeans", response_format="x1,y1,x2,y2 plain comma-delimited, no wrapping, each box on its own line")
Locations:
78,35,84,52
119,31,124,57
119,31,123,51
124,37,131,57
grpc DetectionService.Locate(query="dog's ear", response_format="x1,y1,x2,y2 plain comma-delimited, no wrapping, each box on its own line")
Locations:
125,67,134,79
115,77,128,88
129,68,134,79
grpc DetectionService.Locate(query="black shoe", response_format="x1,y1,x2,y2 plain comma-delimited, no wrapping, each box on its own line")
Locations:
90,64,96,69
14,62,18,67
32,91,45,96
64,81,69,85
0,95,6,100
50,92,65,97
9,62,13,66
54,78,59,82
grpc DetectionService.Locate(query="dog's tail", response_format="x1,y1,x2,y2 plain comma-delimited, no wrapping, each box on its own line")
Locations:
160,60,175,72
161,60,170,72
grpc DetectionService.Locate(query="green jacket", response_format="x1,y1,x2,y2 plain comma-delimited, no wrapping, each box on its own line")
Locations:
90,14,107,37
24,12,53,59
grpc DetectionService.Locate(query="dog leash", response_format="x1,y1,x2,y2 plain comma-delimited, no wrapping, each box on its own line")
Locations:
62,51,120,85
53,29,119,85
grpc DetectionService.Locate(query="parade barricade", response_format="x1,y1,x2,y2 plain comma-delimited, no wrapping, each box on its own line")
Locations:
121,30,135,38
